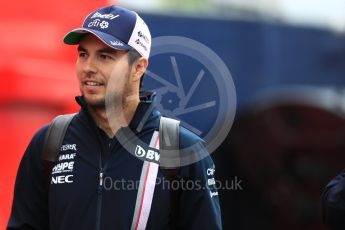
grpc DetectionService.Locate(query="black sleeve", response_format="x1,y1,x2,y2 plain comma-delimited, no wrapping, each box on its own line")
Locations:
322,169,345,230
7,126,50,230
178,142,222,230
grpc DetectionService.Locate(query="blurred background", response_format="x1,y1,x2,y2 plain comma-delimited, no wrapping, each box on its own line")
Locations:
1,0,345,229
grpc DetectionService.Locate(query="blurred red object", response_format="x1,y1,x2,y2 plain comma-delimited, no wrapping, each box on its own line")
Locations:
232,87,345,229
0,0,110,228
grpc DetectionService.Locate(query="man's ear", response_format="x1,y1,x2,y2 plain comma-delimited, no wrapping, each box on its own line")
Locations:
132,57,148,82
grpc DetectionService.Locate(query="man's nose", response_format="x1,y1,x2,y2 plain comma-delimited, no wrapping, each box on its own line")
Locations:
83,56,98,74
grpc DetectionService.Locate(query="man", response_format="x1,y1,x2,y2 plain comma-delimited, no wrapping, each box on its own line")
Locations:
322,170,345,229
7,5,222,230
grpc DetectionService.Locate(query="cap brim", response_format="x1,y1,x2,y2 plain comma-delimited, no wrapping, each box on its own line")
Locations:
63,28,131,51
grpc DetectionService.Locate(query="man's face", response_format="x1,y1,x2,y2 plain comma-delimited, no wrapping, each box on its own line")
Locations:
76,34,130,108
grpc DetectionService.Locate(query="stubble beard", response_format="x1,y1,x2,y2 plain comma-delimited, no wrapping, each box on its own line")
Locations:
85,97,106,108
84,89,126,112
84,73,129,111
105,71,131,116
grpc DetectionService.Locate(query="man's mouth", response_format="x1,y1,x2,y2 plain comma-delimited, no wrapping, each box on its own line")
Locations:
84,81,103,86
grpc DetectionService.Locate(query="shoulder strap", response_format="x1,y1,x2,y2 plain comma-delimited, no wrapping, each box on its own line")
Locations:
42,113,76,163
159,116,180,169
159,116,181,229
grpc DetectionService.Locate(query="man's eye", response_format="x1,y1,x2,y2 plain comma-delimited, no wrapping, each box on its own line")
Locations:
78,52,87,58
100,54,113,60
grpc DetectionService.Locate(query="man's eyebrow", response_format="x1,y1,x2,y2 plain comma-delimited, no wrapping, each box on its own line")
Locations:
97,48,119,55
77,45,86,52
77,45,119,55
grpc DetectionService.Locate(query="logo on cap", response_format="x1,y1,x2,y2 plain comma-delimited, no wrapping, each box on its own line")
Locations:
88,19,109,29
138,31,150,44
110,41,124,46
135,39,148,51
91,12,120,20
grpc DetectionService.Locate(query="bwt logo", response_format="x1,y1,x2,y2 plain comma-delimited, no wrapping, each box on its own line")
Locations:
135,145,160,162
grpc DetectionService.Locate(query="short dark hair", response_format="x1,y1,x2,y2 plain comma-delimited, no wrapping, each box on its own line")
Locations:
128,49,145,89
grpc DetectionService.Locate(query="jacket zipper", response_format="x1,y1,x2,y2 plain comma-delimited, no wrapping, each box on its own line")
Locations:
95,137,119,230
94,128,152,230
95,128,106,230
99,170,104,186
95,164,103,230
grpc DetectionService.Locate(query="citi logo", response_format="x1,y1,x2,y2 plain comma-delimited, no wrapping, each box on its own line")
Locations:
135,145,160,163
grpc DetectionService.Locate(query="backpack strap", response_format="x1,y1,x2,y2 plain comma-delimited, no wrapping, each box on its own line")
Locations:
159,116,180,169
159,116,181,229
42,113,76,188
43,113,76,163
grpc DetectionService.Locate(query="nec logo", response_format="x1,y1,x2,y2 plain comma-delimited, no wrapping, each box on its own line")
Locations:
135,145,160,163
51,175,73,184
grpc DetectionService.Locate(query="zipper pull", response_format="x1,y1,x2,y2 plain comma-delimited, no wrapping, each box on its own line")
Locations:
99,170,104,186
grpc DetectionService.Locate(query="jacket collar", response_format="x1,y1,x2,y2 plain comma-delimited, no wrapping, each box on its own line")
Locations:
75,91,159,133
